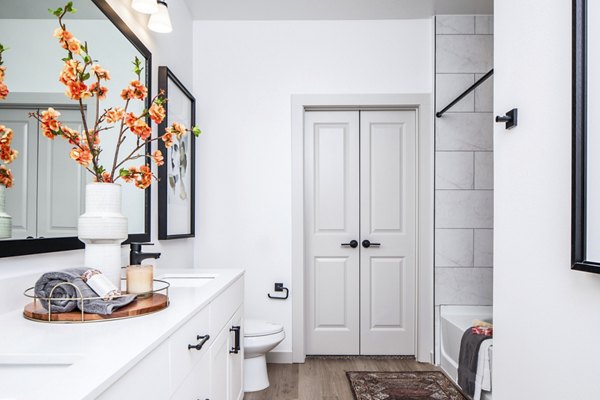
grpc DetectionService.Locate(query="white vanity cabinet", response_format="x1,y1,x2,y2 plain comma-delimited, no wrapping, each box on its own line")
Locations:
97,276,244,400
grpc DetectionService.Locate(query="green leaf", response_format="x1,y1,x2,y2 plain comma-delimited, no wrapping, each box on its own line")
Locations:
53,7,63,16
82,72,90,81
119,168,130,177
192,126,202,137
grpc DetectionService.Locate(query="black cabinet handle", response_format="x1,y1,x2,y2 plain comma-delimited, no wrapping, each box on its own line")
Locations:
229,326,241,354
341,240,358,248
362,240,381,248
188,334,210,351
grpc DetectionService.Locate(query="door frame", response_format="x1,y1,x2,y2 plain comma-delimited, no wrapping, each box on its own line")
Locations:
291,94,434,363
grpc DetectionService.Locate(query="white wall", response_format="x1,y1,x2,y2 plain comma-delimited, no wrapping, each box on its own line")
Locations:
193,19,432,356
494,1,600,398
0,0,196,313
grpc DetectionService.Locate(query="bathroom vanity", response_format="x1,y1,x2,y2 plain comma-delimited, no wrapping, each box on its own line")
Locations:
0,269,244,400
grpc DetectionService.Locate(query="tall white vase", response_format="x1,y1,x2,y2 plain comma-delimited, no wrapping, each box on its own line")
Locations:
78,183,128,288
0,185,11,239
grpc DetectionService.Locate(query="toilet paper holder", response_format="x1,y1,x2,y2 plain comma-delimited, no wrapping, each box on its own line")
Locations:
267,283,289,300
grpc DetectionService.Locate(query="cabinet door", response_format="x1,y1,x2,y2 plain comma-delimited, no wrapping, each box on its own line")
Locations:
171,352,210,400
228,307,243,400
210,325,229,400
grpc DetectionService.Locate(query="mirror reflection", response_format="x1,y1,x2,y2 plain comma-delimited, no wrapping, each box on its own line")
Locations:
0,0,147,241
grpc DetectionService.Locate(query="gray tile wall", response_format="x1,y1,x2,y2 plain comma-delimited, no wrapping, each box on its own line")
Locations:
435,15,494,309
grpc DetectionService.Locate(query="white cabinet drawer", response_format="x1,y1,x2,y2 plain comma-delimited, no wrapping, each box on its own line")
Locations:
97,341,170,399
210,277,243,338
170,305,211,391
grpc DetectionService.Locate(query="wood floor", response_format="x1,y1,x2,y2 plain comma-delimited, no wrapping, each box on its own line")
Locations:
243,356,439,400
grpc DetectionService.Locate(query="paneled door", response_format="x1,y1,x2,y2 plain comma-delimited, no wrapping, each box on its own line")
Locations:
305,110,417,355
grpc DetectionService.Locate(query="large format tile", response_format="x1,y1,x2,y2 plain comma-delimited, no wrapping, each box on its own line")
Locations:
436,113,494,151
436,151,474,189
475,15,494,35
435,190,493,228
436,16,475,35
436,35,493,73
436,74,475,113
435,228,474,267
475,73,494,112
474,229,493,267
435,267,493,305
474,151,493,189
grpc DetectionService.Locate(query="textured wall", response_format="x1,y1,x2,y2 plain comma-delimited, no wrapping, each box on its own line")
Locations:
433,15,494,360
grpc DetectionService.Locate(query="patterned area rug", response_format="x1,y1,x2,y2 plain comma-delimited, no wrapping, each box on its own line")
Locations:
346,371,468,400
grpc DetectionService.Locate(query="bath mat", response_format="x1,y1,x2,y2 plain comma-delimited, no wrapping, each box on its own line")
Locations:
346,371,468,400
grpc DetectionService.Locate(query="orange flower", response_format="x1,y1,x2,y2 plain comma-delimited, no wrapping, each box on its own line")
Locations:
61,126,81,145
91,64,111,80
171,122,186,140
0,82,8,100
149,102,165,124
161,131,174,148
89,82,108,100
130,80,148,100
83,130,100,147
120,87,135,100
40,108,61,138
41,108,61,121
0,165,14,188
53,27,73,41
152,150,164,166
65,80,91,100
130,119,151,140
94,171,113,183
67,39,81,54
0,66,6,82
134,165,152,189
69,147,93,167
121,166,138,183
59,59,80,85
106,107,125,124
0,147,18,164
0,126,13,144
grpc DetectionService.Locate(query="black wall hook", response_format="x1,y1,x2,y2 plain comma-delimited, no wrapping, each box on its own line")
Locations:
267,283,289,300
496,108,518,129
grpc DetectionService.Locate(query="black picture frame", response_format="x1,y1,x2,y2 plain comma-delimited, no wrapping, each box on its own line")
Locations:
0,0,151,258
157,67,196,240
571,0,600,272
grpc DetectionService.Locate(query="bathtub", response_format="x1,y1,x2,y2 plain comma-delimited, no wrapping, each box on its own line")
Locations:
440,305,493,400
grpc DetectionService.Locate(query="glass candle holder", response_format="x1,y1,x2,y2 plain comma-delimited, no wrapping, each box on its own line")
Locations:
126,264,154,298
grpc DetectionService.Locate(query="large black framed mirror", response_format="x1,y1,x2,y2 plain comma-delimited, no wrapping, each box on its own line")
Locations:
0,0,151,257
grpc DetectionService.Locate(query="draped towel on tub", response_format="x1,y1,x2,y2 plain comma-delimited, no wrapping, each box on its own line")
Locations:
458,329,492,399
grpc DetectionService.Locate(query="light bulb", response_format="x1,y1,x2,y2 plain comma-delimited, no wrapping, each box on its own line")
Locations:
131,0,158,14
148,1,173,33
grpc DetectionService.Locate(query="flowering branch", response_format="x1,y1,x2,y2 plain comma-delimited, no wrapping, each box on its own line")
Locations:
29,2,202,189
0,44,18,189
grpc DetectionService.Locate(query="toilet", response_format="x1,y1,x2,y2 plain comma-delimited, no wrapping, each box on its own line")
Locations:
243,319,285,392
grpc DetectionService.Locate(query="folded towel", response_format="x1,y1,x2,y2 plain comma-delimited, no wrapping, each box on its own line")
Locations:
458,328,493,398
473,341,493,400
34,268,137,315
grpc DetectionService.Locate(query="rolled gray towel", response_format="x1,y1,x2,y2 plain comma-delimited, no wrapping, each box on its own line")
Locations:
34,268,137,315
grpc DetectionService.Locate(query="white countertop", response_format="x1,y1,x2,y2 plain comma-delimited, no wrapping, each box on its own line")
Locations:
0,268,244,400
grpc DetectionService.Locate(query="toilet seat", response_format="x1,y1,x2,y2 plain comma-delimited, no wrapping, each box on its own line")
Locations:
244,319,283,337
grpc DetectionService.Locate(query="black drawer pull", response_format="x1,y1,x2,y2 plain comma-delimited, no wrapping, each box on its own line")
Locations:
229,326,241,354
188,334,210,351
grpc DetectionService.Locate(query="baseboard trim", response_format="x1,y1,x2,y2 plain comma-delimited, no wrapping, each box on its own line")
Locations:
266,351,293,364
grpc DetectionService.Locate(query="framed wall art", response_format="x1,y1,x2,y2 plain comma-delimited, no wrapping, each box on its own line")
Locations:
157,66,196,240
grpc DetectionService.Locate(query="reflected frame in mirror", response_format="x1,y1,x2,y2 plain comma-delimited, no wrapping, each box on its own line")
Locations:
0,0,151,258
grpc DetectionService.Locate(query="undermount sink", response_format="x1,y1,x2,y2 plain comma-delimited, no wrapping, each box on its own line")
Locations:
159,273,216,288
0,353,84,368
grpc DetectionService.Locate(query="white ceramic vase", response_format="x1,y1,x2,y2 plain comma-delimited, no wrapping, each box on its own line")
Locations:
78,183,128,288
0,185,12,239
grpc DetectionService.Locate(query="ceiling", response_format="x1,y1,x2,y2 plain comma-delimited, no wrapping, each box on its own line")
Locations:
182,0,494,20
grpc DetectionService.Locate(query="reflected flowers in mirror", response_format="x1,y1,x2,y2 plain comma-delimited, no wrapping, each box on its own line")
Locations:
29,2,201,189
0,44,18,189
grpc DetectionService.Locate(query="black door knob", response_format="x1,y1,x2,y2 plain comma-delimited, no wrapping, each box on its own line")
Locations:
362,240,381,248
341,240,358,248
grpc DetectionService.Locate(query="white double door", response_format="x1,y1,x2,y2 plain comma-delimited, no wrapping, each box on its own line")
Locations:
305,110,417,355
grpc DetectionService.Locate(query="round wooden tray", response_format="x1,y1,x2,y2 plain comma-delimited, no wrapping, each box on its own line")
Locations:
23,293,169,323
